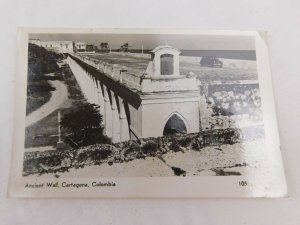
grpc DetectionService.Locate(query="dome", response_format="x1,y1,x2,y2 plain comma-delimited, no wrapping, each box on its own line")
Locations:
150,45,181,53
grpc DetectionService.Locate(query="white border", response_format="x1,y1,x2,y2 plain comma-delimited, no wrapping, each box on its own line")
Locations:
7,28,287,198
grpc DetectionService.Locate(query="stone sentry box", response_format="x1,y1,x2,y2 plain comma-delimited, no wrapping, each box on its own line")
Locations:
129,45,201,139
147,45,180,76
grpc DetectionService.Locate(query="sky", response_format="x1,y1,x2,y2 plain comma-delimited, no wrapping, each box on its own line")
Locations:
29,33,255,50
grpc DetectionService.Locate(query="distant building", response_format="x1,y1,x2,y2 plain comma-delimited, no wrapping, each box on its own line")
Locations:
75,42,87,52
40,41,74,53
29,39,74,53
29,39,41,46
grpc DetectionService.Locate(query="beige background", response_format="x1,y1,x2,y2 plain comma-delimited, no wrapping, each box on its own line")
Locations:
0,0,299,224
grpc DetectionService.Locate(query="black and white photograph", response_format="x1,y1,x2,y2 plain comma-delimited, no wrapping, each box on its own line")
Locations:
7,29,287,198
3,0,300,223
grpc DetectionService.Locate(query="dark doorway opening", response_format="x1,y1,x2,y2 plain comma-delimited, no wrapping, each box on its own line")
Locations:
163,114,187,136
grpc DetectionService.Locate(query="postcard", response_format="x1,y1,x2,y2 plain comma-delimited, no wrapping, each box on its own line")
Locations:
7,28,287,198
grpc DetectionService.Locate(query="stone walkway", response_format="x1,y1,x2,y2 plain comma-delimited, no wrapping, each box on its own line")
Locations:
24,146,56,152
26,80,68,127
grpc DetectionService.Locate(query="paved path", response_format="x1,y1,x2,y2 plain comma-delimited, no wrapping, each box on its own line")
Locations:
25,146,56,152
26,80,68,127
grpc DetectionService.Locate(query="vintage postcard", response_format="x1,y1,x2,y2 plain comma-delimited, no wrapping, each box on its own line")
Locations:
7,28,287,198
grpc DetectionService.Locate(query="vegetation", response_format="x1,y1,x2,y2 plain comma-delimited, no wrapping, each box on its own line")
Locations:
26,43,63,115
86,44,95,52
25,62,88,148
61,103,110,147
23,126,264,176
27,43,63,80
141,141,159,155
120,43,130,52
100,42,109,50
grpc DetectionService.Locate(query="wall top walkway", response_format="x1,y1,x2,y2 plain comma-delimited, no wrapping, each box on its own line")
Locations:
78,52,258,82
80,52,150,75
68,52,258,109
68,54,142,109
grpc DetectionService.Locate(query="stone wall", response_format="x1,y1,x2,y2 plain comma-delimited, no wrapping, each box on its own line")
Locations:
22,127,264,176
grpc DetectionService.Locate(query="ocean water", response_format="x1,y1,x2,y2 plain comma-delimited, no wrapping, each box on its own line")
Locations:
112,49,256,60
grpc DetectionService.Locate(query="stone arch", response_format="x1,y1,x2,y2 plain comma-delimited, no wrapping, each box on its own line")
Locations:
162,112,189,136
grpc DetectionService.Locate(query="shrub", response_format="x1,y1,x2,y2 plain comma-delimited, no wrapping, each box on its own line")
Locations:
76,148,112,164
90,149,112,161
124,142,140,156
61,103,110,147
23,159,41,175
77,152,89,164
177,136,192,148
39,155,62,167
141,141,158,155
28,43,63,79
191,135,203,151
169,138,181,152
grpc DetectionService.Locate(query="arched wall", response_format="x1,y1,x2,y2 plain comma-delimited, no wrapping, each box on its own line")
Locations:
67,56,131,143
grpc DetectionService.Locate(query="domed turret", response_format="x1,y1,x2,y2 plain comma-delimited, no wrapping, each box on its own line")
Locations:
146,45,181,77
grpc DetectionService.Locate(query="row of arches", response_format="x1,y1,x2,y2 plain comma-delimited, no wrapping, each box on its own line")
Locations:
67,56,189,142
67,56,131,143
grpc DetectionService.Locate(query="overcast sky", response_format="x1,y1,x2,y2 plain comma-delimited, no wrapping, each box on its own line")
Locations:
29,33,255,50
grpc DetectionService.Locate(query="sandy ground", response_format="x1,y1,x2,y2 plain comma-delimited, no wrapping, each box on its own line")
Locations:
26,80,68,127
162,139,265,176
31,138,266,178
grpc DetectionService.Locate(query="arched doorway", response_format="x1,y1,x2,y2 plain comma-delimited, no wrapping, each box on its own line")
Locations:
163,114,187,136
160,54,174,75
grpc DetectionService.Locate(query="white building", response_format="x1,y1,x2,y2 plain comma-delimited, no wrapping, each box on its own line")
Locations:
29,39,74,53
40,41,74,53
29,39,41,46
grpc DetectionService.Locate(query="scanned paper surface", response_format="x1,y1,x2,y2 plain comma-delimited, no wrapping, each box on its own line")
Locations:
7,29,287,198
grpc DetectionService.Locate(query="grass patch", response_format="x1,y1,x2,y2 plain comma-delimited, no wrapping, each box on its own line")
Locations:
25,63,87,148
